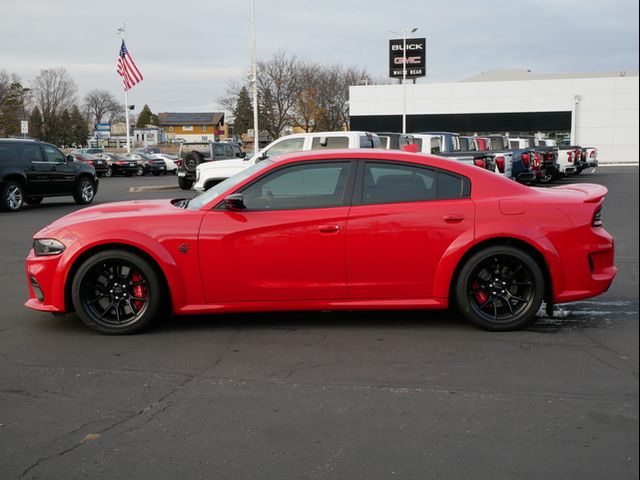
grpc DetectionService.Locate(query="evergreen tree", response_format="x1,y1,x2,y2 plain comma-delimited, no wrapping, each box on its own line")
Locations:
70,105,88,147
0,80,30,137
57,109,72,147
232,86,254,136
136,104,153,127
150,113,159,126
29,107,43,140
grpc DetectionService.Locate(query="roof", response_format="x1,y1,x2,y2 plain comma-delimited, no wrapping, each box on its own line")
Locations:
460,69,639,82
158,112,225,126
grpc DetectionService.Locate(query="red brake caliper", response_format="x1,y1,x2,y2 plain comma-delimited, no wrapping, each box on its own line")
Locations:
131,272,146,311
472,281,488,305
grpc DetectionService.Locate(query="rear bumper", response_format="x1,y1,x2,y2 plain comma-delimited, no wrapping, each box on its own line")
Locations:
553,228,617,304
515,171,536,184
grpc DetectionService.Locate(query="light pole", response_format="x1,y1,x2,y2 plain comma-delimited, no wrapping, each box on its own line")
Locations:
392,27,417,134
251,0,259,157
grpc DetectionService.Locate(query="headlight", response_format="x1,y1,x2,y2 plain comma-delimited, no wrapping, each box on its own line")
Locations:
33,239,66,256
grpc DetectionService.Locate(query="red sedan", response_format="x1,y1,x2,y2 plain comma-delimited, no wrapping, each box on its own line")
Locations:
25,150,616,334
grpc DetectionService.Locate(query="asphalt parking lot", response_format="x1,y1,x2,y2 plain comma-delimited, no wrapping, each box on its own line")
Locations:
1,167,638,479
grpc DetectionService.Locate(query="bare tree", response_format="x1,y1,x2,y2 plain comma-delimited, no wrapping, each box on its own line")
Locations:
31,68,77,142
257,51,301,138
84,89,123,125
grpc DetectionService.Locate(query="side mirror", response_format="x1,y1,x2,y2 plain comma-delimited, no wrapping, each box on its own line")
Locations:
255,152,268,163
224,193,246,211
66,155,75,162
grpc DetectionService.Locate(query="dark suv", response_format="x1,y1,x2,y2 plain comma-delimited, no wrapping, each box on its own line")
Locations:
177,141,243,190
0,139,99,212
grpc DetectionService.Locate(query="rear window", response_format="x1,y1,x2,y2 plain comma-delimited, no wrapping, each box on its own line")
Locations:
360,135,381,148
0,143,20,164
311,136,349,149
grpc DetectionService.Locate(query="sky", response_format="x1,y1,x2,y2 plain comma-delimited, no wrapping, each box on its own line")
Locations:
1,0,638,118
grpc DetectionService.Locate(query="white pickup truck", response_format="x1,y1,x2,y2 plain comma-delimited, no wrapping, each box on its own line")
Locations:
193,131,381,192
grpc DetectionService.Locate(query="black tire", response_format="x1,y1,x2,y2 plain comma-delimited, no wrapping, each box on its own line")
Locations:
183,151,203,172
455,246,544,331
73,177,96,205
105,166,113,178
71,249,167,334
1,181,24,212
178,176,193,190
538,171,554,184
25,197,43,205
136,165,144,176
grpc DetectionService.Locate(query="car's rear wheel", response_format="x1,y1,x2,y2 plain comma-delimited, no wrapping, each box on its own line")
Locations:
1,181,24,212
455,246,544,331
105,166,112,177
73,177,96,205
71,250,166,334
136,165,144,176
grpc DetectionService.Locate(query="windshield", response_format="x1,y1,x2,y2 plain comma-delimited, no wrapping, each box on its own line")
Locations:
187,159,274,210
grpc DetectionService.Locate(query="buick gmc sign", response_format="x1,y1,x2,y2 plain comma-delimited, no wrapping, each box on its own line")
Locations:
389,38,426,79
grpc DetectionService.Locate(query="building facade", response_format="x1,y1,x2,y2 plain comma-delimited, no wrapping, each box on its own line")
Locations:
158,112,227,142
349,70,639,164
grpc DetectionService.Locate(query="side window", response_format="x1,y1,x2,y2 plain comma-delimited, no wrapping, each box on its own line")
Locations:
265,138,305,157
223,144,233,157
241,161,352,210
362,162,470,205
431,137,442,153
363,163,435,204
311,136,349,149
214,143,225,157
437,171,469,200
43,145,65,163
22,144,45,163
0,143,20,164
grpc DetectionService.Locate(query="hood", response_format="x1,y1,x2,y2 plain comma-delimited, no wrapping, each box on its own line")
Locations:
40,199,182,232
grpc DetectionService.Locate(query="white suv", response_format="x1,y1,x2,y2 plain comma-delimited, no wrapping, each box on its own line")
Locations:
193,131,381,192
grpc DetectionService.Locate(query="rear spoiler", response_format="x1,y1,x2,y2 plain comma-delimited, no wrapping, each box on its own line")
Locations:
551,183,608,203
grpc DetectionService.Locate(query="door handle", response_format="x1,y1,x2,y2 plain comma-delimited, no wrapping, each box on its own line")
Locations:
318,224,340,233
443,214,465,223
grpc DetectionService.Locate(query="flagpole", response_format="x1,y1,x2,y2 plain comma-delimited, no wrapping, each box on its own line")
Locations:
119,23,131,153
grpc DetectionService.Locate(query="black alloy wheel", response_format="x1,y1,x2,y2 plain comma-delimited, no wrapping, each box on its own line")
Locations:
455,246,544,331
136,165,144,176
71,250,166,334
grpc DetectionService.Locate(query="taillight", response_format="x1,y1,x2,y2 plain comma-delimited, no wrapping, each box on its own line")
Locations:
590,150,596,158
544,153,554,161
592,208,603,227
533,152,541,167
474,158,486,168
567,151,573,163
175,159,182,167
495,156,505,173
521,152,530,168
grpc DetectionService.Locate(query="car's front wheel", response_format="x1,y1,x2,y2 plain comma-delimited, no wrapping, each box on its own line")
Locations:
455,246,544,331
73,177,96,205
71,250,166,334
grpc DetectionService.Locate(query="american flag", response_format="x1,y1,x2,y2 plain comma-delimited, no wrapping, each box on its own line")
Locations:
117,40,143,90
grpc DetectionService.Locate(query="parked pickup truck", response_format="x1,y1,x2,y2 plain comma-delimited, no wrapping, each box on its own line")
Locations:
193,131,381,192
508,137,559,183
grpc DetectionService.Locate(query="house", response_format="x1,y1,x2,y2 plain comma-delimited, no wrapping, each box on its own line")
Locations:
158,112,227,142
132,126,167,147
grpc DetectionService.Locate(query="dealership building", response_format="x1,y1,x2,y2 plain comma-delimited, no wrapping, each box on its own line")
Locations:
349,69,639,164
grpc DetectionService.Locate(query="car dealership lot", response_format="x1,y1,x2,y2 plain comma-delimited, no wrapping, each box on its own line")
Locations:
1,167,638,479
